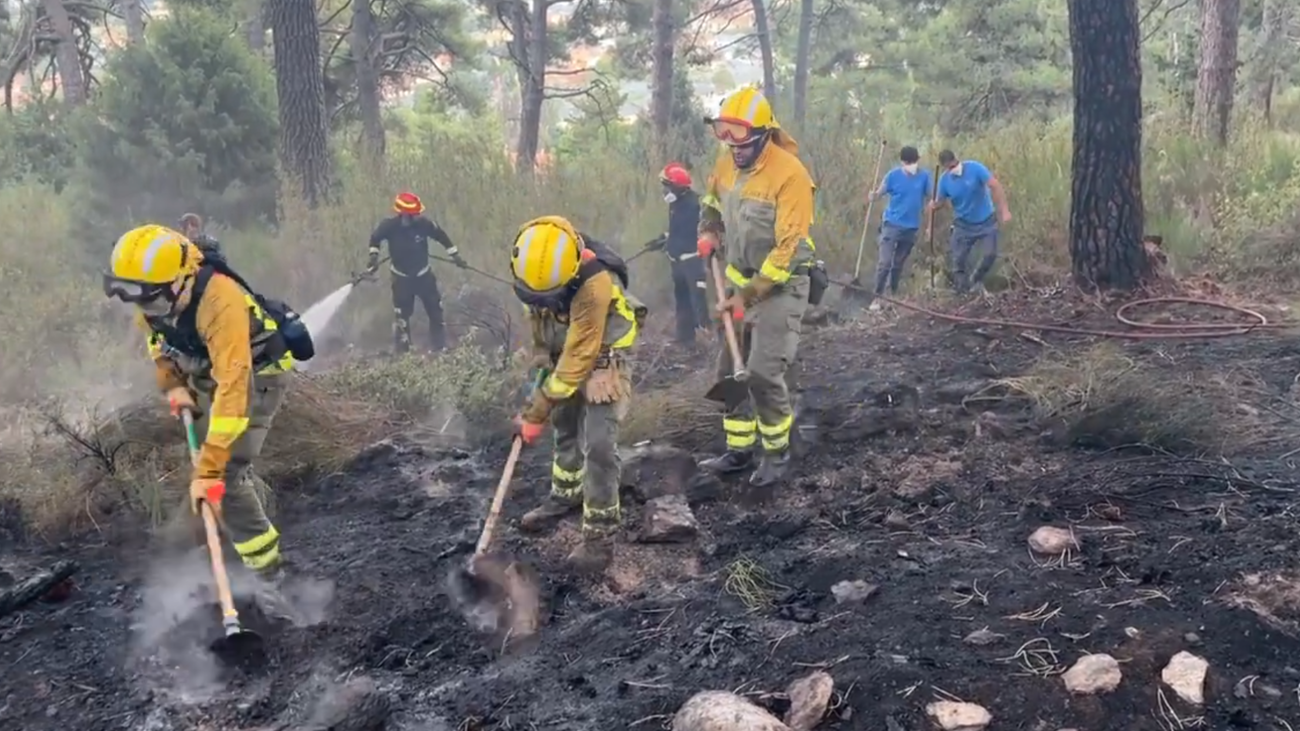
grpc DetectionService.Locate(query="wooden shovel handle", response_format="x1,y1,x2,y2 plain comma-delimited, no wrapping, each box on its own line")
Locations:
475,437,523,556
201,502,240,621
708,255,746,373
181,408,239,622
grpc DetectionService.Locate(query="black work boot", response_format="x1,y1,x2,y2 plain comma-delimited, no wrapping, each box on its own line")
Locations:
567,530,615,575
748,450,791,488
699,449,754,475
519,495,580,534
254,563,301,624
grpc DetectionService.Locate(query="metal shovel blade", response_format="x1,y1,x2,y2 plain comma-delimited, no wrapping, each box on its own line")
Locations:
446,553,540,647
705,373,750,409
209,625,265,667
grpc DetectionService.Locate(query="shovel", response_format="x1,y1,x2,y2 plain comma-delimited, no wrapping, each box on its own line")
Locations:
181,409,266,665
446,435,540,644
843,139,889,310
704,254,750,410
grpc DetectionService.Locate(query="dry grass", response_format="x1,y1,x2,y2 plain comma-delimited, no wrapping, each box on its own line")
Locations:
993,342,1251,454
621,369,718,445
0,367,449,540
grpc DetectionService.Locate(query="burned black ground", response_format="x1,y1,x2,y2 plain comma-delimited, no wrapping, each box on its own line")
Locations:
4,303,1300,731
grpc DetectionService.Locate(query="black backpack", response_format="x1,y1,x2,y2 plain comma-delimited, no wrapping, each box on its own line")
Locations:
195,250,316,363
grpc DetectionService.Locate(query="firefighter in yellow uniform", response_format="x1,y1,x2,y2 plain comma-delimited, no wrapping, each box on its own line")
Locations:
509,216,644,574
697,86,815,488
102,224,298,621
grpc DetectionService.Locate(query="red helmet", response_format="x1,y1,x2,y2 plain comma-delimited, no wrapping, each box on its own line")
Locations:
659,163,692,188
393,192,424,214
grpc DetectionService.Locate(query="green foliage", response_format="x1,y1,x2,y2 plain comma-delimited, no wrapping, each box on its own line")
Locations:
73,7,278,229
0,100,76,190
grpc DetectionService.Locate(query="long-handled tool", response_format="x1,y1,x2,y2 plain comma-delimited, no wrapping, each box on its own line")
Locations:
926,163,941,290
704,254,750,409
181,410,265,665
849,139,889,298
446,436,540,643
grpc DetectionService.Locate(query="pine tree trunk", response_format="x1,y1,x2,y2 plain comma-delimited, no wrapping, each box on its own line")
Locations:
1191,0,1241,145
750,0,776,105
1250,0,1286,126
270,0,332,206
1066,0,1149,291
791,0,813,130
43,0,86,105
515,0,548,174
123,0,144,44
351,0,385,168
650,0,675,161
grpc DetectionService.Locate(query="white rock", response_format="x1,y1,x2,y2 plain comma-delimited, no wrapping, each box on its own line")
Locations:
830,580,878,604
1062,653,1122,694
1028,526,1076,554
784,671,834,731
1161,651,1209,705
641,495,700,543
673,691,790,731
924,701,991,731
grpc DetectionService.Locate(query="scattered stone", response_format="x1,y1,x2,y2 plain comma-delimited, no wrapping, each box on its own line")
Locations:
1183,631,1201,646
830,580,878,605
1062,653,1122,695
884,511,910,530
1028,526,1076,555
640,495,699,543
784,671,834,731
1124,627,1141,639
925,701,991,731
1162,651,1209,705
974,411,1014,439
673,690,790,731
962,628,1005,646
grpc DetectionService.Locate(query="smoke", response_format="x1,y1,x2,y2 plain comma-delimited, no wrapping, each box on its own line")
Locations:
128,548,225,704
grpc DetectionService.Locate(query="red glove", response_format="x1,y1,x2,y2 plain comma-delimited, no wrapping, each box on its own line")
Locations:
697,235,717,258
513,416,546,446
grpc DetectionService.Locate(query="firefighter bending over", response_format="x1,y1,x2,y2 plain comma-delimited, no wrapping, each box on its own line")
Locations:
697,86,815,488
102,224,301,622
366,192,468,353
509,216,646,575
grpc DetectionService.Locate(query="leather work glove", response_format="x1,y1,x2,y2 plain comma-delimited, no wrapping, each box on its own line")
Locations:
697,234,718,259
166,386,198,418
513,415,546,446
366,252,380,274
452,254,469,269
190,477,226,516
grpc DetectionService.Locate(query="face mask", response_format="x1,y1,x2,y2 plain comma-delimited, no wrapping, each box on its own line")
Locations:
663,192,677,204
138,296,172,317
950,163,963,176
902,163,919,174
730,133,766,169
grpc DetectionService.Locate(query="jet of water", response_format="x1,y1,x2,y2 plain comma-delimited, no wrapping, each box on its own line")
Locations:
295,282,357,372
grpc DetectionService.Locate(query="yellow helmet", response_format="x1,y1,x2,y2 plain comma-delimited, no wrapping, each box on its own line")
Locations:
707,85,778,145
510,216,585,293
103,224,200,306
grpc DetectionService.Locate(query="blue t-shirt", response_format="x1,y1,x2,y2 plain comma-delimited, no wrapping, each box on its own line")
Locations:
880,166,932,230
938,160,996,224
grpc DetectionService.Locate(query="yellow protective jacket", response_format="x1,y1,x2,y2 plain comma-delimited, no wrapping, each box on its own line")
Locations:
522,268,641,423
136,272,292,480
699,130,816,301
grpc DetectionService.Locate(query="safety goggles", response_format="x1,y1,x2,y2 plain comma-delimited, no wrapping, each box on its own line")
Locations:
101,272,172,304
711,118,759,146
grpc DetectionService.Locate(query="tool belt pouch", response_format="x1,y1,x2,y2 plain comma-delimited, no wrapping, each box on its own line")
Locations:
808,260,829,306
582,356,630,405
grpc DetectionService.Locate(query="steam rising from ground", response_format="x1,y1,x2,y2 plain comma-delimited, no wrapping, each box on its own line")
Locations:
129,549,225,704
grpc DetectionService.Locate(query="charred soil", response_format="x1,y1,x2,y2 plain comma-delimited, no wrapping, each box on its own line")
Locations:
5,297,1300,731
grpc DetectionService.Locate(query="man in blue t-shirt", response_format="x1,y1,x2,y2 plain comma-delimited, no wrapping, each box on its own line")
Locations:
929,149,1011,294
867,146,932,309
